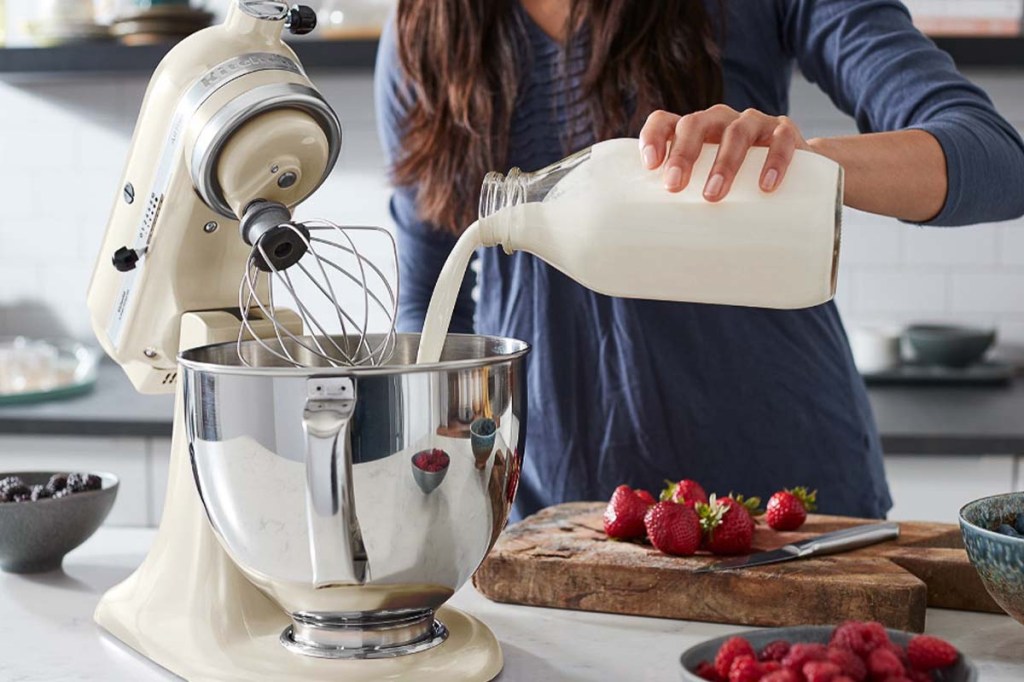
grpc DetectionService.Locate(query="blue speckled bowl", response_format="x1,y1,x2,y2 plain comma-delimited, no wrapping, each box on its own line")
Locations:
959,492,1024,626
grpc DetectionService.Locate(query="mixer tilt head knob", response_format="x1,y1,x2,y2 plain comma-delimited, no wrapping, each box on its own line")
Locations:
112,246,140,272
286,5,317,35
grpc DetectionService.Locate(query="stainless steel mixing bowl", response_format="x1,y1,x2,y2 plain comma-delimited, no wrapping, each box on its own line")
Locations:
179,333,528,659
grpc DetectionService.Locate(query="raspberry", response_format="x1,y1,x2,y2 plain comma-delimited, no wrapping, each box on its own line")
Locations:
906,670,934,682
781,642,828,672
803,660,842,682
714,637,756,679
867,647,905,679
695,660,724,681
906,635,958,670
760,670,800,682
759,640,792,662
728,655,761,682
761,661,782,674
827,646,867,681
834,678,856,682
861,622,891,652
831,621,890,656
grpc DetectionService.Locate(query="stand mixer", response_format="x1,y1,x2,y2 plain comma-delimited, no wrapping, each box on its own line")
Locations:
87,3,525,680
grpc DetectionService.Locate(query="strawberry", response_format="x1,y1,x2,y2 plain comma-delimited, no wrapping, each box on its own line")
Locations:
602,485,655,539
759,640,792,662
661,478,708,506
714,636,756,679
803,660,842,682
644,500,701,556
867,646,905,680
781,643,828,672
827,646,867,681
766,487,817,531
695,660,724,681
906,635,958,670
698,495,755,555
728,655,762,682
761,671,800,682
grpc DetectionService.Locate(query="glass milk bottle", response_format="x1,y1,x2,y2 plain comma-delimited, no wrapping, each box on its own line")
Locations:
476,137,843,309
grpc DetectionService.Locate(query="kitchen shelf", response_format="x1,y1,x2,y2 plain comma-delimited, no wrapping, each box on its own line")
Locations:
0,38,379,77
0,35,1020,78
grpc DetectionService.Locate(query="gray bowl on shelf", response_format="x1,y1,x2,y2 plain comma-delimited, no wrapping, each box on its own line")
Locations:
0,471,118,573
679,625,977,681
903,324,996,368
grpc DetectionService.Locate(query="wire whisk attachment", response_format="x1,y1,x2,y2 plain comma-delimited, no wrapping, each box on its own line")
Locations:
236,203,399,368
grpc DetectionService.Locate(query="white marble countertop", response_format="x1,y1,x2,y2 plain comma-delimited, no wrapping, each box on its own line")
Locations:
2,527,1023,681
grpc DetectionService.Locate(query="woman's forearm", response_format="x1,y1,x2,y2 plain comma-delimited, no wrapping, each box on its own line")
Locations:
807,130,947,223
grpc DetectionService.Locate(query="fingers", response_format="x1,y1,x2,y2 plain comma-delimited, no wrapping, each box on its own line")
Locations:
704,109,777,202
663,104,738,193
638,110,681,170
760,116,799,192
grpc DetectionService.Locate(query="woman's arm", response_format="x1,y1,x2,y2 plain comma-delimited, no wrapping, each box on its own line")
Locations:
640,0,1024,227
374,20,477,333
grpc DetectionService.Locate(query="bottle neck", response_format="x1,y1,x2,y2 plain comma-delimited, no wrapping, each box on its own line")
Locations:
478,168,526,250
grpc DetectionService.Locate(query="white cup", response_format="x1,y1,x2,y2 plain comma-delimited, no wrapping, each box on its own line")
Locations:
849,325,903,374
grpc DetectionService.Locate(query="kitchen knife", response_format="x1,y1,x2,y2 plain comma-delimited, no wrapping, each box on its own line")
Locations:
695,522,900,573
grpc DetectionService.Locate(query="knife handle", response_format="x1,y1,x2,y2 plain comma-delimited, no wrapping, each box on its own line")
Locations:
798,522,900,557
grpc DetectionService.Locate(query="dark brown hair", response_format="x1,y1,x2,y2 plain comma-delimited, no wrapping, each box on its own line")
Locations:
393,0,723,234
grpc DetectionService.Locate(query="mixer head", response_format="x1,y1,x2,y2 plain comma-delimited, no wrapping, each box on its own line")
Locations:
237,201,399,368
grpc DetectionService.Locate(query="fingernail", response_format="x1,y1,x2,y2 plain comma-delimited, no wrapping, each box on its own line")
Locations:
762,168,779,192
704,173,724,199
665,166,682,190
642,145,658,169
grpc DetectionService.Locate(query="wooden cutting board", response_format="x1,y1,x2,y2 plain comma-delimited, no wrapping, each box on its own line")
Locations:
473,502,1002,632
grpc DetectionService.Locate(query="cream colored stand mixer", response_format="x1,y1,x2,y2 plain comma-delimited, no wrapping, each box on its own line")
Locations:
87,2,524,680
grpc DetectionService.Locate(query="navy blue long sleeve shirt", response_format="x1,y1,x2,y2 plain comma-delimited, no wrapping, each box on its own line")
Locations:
374,0,1024,519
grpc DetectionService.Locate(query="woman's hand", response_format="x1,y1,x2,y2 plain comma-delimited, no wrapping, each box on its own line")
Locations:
638,105,812,201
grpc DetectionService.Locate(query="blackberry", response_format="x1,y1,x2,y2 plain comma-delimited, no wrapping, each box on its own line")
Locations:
0,476,25,493
82,474,102,491
996,524,1021,537
30,485,51,501
12,492,31,503
51,488,72,500
4,484,30,501
46,473,68,493
66,473,88,493
1015,513,1024,536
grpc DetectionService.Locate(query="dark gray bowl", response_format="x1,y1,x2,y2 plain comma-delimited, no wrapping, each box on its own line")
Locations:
960,492,1024,627
0,471,118,573
904,324,996,368
680,625,977,681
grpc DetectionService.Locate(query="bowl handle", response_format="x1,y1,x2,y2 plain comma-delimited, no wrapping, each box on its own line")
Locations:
302,377,368,585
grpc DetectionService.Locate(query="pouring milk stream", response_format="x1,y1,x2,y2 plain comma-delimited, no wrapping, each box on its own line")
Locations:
416,138,844,364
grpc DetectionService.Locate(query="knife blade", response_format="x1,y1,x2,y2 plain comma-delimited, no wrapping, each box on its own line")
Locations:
695,521,900,573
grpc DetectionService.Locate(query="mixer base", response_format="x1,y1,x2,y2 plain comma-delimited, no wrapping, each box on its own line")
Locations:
99,601,502,681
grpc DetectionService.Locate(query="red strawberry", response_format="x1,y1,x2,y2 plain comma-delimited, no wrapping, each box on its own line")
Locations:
827,646,867,681
728,655,761,682
803,660,842,682
759,640,792,662
698,495,755,555
695,660,724,681
644,501,701,556
714,637,756,679
867,646,905,680
781,643,828,672
766,487,817,531
602,485,655,539
761,671,800,682
661,478,708,505
906,635,958,670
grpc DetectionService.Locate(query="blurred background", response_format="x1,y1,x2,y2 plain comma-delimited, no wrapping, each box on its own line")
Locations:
0,0,1023,528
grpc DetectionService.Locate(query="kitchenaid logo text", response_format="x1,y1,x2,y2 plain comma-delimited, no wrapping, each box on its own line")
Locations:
199,53,299,89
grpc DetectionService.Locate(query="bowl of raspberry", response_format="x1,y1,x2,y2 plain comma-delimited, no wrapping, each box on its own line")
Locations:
680,621,976,681
411,449,451,494
960,491,1024,627
0,471,118,573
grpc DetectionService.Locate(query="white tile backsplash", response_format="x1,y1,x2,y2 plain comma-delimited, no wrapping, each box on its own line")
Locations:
1,70,1023,355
